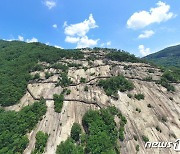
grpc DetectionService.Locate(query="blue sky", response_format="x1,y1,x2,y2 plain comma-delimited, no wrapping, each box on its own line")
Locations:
0,0,180,57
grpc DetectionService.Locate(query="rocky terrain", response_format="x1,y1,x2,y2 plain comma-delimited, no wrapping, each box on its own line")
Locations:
4,49,180,154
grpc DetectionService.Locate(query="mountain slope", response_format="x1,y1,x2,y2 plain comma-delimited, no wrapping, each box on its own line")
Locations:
144,44,180,67
0,41,179,154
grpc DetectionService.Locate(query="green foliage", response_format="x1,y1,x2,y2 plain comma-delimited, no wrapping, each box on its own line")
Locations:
32,131,48,154
56,138,84,154
32,64,44,72
124,65,131,70
51,63,69,72
54,94,64,113
84,86,88,92
107,106,119,115
158,78,175,92
68,63,82,68
61,88,71,95
118,115,127,141
162,71,178,82
0,99,47,153
98,76,134,97
66,89,71,95
134,94,145,100
82,107,119,154
33,73,40,80
127,93,133,98
90,72,95,76
119,127,125,141
142,135,149,143
87,55,97,61
148,69,155,73
57,73,72,87
58,107,125,154
80,77,86,83
144,76,152,81
0,40,83,106
144,44,180,67
71,123,82,142
136,145,140,151
83,67,88,71
106,50,143,63
80,133,87,146
45,72,53,79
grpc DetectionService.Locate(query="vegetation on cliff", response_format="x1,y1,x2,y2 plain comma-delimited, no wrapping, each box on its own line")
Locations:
32,131,48,154
98,76,134,97
0,99,47,153
0,40,83,106
57,106,126,154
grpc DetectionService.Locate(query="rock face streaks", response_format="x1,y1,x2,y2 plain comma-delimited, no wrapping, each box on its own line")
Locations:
5,49,180,154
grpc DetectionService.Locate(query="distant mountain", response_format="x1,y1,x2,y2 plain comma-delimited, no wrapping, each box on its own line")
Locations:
144,44,180,67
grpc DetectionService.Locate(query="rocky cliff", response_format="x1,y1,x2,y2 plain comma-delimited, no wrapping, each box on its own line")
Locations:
4,49,180,154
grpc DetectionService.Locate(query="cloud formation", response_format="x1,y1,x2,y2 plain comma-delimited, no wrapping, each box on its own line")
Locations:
127,1,174,29
26,37,38,43
138,30,155,39
18,35,24,41
138,45,151,56
76,36,99,48
54,45,63,49
44,0,56,9
101,41,111,47
52,24,58,28
64,14,99,48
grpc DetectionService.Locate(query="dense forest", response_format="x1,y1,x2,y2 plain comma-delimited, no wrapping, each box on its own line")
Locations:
98,75,134,97
0,99,47,153
105,49,143,63
144,44,180,67
0,40,83,106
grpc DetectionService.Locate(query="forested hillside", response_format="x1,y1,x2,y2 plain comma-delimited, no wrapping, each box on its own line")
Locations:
0,40,83,106
144,44,180,67
0,41,179,154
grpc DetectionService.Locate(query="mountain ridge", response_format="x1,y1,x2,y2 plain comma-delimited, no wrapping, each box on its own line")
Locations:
0,40,179,154
144,44,180,67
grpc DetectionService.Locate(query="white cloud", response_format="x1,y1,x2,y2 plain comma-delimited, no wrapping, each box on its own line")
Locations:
138,30,155,39
63,21,68,27
54,45,63,49
6,39,14,42
76,36,99,48
106,41,111,46
65,36,79,43
127,1,175,29
64,14,98,37
101,41,111,47
26,37,38,43
44,0,56,9
18,35,24,41
64,14,99,48
138,45,151,56
52,24,58,29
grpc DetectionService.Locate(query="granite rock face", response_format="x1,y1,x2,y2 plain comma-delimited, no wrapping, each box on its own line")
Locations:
5,49,180,154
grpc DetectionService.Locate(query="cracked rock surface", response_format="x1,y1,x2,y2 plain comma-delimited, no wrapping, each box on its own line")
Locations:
4,49,180,154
